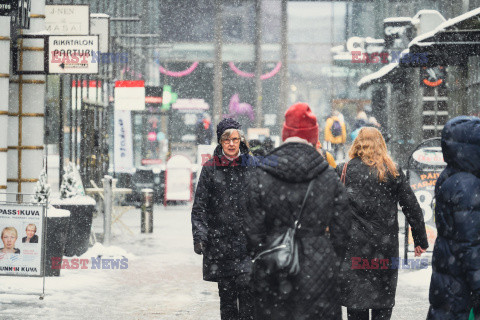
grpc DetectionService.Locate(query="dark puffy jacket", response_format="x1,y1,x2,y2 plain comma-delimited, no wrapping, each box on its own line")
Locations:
336,157,428,309
244,142,353,319
191,143,257,282
427,116,480,320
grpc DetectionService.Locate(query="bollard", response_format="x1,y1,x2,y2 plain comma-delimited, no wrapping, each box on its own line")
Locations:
102,175,113,246
141,188,154,233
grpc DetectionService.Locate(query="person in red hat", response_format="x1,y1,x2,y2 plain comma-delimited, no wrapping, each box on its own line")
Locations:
244,102,353,319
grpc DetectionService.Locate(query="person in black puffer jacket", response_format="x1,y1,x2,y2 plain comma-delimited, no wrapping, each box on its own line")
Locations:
191,118,258,320
427,116,480,320
336,126,428,320
245,102,354,319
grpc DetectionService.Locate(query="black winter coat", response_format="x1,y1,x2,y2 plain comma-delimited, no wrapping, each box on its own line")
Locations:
244,142,353,319
191,143,257,282
427,116,480,320
336,157,428,309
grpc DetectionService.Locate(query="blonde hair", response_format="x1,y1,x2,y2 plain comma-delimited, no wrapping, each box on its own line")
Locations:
349,127,398,182
1,227,18,239
26,224,37,232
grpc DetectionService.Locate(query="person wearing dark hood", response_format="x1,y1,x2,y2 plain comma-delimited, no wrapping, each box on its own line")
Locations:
336,127,428,320
427,116,480,320
191,118,257,320
244,102,353,319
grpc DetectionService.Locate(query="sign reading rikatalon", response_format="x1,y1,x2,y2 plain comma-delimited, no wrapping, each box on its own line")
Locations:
48,35,99,74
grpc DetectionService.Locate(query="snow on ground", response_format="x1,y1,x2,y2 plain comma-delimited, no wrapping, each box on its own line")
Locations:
1,199,432,319
0,205,219,320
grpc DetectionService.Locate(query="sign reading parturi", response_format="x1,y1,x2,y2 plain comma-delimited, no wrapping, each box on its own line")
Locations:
48,35,99,74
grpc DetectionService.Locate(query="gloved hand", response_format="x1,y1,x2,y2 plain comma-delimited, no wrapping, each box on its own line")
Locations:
194,242,205,255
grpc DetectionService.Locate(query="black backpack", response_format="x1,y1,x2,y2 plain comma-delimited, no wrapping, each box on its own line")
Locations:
331,120,342,137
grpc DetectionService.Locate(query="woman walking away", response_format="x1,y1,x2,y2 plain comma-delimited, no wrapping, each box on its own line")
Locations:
191,118,257,320
337,127,428,320
245,102,353,319
427,116,480,320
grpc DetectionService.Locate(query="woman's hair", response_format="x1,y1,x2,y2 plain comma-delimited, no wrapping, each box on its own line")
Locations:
1,227,18,239
26,224,37,232
220,129,249,148
349,127,398,182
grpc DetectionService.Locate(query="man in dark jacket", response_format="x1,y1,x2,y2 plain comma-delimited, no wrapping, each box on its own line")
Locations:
195,113,213,145
427,116,480,320
191,118,256,320
245,102,353,319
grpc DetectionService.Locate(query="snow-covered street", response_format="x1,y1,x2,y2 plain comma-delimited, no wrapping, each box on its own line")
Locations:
0,204,432,320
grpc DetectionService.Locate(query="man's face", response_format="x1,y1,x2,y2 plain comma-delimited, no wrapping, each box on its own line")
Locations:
221,130,241,158
2,231,16,249
26,226,36,239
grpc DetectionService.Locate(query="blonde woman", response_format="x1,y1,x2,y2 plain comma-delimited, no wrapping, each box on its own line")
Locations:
336,127,428,320
1,227,21,254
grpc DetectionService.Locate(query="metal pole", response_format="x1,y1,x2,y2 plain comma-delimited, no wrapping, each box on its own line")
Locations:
0,16,10,200
102,175,113,246
213,0,223,126
254,0,263,128
141,188,153,233
330,2,335,112
434,87,439,137
58,76,64,189
278,0,288,131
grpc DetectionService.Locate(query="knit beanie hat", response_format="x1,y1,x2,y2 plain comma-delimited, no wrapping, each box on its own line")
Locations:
282,102,319,146
216,118,241,143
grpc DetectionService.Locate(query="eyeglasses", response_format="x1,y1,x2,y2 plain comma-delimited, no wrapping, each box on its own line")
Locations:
222,138,241,144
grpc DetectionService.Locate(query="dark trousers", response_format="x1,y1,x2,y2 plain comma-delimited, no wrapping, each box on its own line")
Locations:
218,274,254,320
347,308,393,320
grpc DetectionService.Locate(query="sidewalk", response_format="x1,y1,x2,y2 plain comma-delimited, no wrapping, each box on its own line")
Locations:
0,203,432,320
0,205,220,320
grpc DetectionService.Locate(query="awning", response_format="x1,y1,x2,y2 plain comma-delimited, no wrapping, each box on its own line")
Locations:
406,7,480,67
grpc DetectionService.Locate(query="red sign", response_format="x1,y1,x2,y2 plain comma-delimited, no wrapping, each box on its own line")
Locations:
145,96,162,104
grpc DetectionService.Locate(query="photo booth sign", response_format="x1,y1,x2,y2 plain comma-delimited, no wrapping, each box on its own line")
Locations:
0,204,45,276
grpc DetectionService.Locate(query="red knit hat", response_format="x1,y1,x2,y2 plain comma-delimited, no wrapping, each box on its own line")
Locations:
282,102,319,146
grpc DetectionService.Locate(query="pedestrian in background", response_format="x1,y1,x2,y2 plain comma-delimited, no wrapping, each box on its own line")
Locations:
245,102,353,319
316,140,337,168
336,127,428,320
324,109,347,160
350,110,369,141
248,139,266,157
191,118,257,320
195,113,213,145
427,116,480,320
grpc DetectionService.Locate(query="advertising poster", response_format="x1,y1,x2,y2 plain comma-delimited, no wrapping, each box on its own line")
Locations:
407,145,446,249
0,204,44,276
114,110,134,172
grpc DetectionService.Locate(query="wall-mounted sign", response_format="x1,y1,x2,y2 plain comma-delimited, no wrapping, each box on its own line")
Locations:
172,99,209,111
90,13,109,53
114,111,134,172
46,5,90,35
48,35,99,74
114,80,145,111
421,66,446,88
0,0,16,16
383,18,414,51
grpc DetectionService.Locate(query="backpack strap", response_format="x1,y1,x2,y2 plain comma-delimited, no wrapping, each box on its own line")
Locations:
294,179,315,230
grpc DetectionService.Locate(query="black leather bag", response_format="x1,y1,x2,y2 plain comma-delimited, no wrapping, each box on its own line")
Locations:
252,180,314,276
